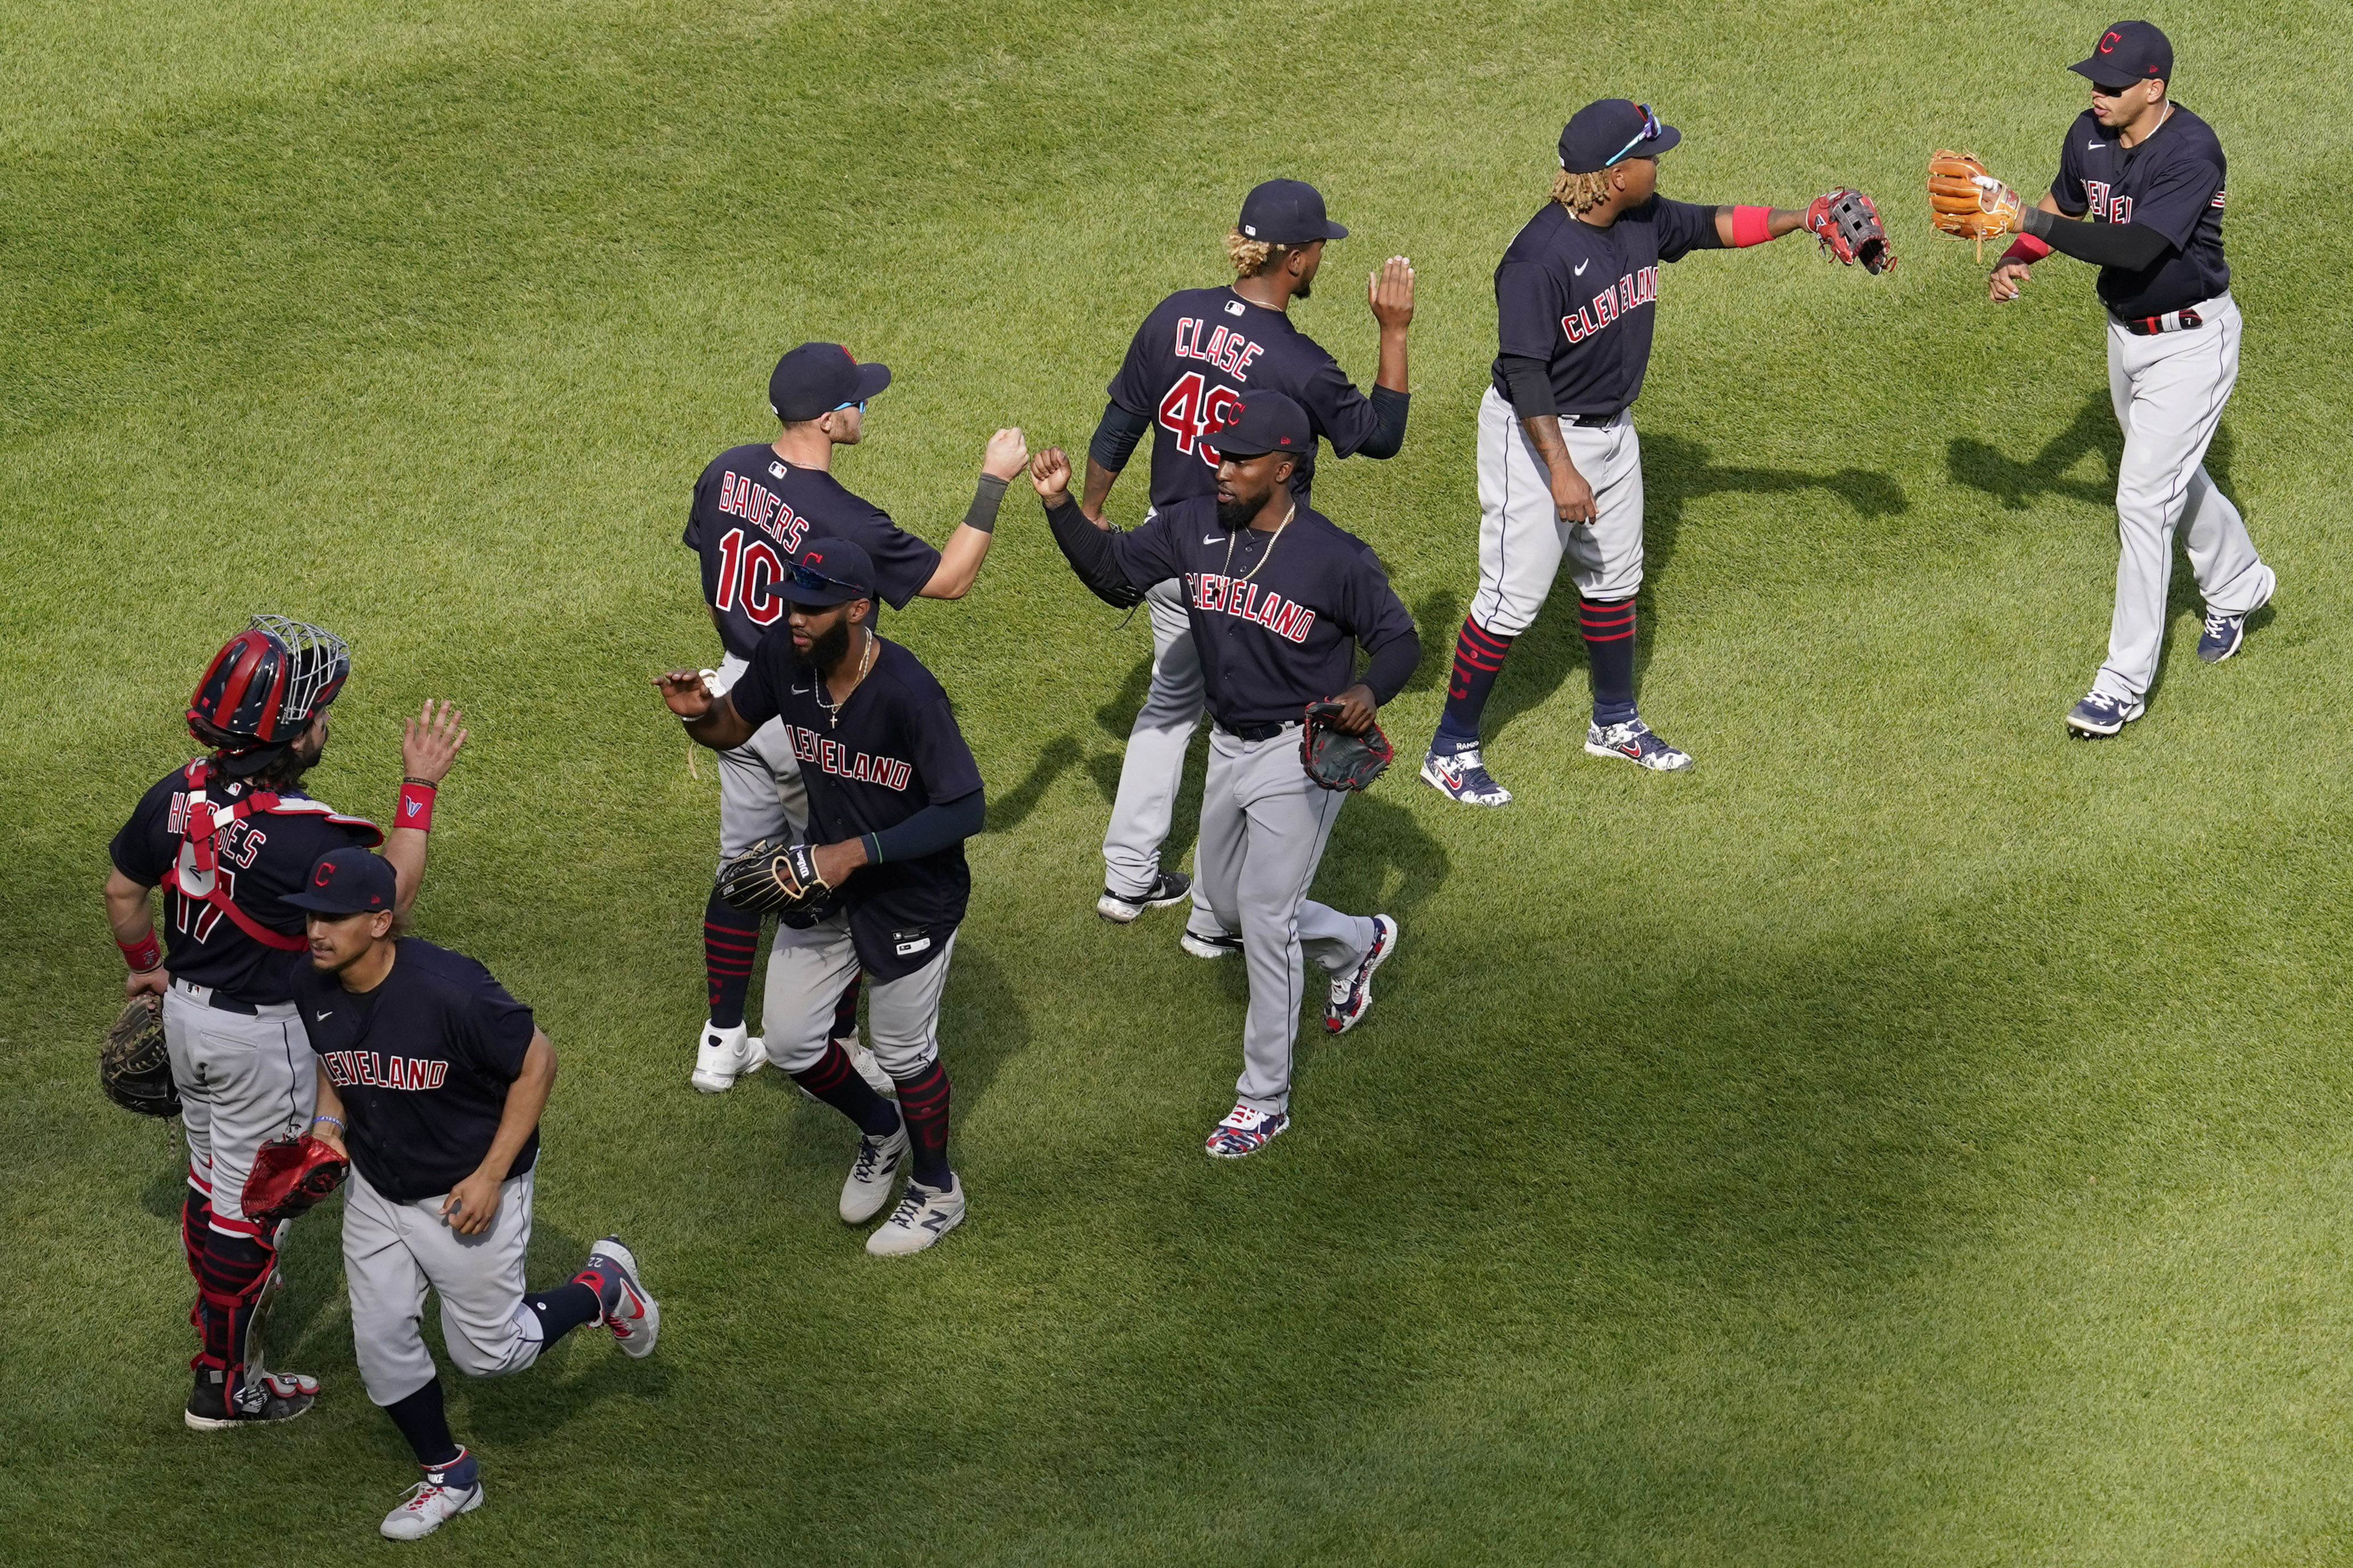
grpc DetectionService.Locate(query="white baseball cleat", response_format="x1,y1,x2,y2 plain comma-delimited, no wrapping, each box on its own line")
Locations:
1204,1102,1289,1159
867,1174,966,1256
380,1455,483,1540
692,1021,766,1093
841,1122,910,1224
583,1236,659,1359
1324,914,1398,1035
1180,928,1244,959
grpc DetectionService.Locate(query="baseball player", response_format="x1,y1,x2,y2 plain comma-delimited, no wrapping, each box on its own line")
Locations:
1080,179,1414,955
684,341,1024,1093
1421,100,1883,802
102,615,466,1429
289,847,656,1540
657,539,987,1254
1982,21,2273,736
1030,392,1420,1157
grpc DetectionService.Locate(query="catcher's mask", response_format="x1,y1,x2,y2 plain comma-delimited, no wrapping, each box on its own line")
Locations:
186,615,350,777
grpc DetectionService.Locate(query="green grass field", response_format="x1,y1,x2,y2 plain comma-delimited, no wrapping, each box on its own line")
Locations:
7,1,2353,1561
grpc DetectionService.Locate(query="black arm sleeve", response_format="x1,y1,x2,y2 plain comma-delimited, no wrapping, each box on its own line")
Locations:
1043,497,1145,609
1499,354,1556,422
1362,629,1421,707
1353,385,1411,460
2020,206,2172,270
1087,402,1152,473
863,789,985,865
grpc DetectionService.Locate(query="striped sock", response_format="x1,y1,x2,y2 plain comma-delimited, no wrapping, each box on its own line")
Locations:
1433,616,1515,751
1580,595,1637,727
703,888,762,1029
892,1060,955,1189
789,1040,900,1136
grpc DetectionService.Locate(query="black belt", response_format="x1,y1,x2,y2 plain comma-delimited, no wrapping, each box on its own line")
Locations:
2118,308,2203,336
1217,718,1299,743
172,978,259,1015
1565,410,1621,427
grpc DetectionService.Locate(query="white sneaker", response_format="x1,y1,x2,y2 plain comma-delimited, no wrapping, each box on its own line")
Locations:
840,1122,910,1223
380,1458,483,1540
867,1175,966,1256
691,1022,765,1093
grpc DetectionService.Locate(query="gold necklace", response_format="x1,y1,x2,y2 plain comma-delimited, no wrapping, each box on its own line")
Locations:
814,627,875,729
1224,502,1296,586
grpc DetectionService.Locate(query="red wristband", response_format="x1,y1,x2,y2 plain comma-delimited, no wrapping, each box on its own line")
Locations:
1731,205,1772,247
397,781,437,832
1999,234,2052,265
119,933,162,973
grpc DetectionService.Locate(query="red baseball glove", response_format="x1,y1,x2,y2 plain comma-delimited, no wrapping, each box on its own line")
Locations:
243,1133,349,1225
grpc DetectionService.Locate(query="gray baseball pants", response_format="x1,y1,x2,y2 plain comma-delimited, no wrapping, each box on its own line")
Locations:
1196,722,1377,1115
345,1163,544,1406
2093,292,2275,701
1100,575,1231,942
759,912,955,1078
1469,386,1645,634
164,979,315,1234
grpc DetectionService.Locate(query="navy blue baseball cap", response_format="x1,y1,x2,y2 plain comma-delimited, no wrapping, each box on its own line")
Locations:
2071,21,2172,86
779,538,877,606
1559,99,1681,173
1208,390,1312,460
286,847,397,916
1236,179,1348,245
769,343,892,423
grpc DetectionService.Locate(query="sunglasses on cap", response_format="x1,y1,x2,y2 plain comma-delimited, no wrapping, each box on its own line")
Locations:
1605,104,1664,167
787,561,871,597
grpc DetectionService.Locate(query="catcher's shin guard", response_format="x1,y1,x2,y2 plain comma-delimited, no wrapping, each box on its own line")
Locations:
191,1227,276,1381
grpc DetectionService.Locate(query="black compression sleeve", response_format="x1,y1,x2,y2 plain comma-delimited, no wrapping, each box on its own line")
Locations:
959,474,1009,535
1362,630,1422,707
862,789,985,865
1499,354,1556,422
1042,497,1145,609
1088,402,1151,473
2020,206,2172,270
1356,385,1411,460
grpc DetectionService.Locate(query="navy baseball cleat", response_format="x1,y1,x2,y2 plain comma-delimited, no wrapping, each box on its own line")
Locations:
1585,718,1693,771
1098,869,1192,924
1324,914,1398,1034
580,1238,659,1359
2065,689,2146,737
1420,744,1512,807
2196,605,2250,663
1204,1102,1289,1159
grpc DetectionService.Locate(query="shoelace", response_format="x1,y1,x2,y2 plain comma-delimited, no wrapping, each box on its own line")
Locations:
851,1136,894,1182
2204,609,2234,639
886,1187,930,1224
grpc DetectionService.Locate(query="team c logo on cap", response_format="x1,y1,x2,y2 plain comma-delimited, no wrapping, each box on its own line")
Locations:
2100,28,2120,50
315,863,333,885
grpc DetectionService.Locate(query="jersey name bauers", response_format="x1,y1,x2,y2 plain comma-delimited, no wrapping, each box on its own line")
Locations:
319,1049,451,1092
1182,571,1318,644
710,469,812,624
785,724,915,791
1561,266,1661,345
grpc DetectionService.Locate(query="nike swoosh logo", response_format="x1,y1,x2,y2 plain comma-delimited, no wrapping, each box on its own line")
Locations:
1573,260,1590,275
318,1011,334,1020
1204,534,1222,544
2087,141,2105,148
791,683,813,695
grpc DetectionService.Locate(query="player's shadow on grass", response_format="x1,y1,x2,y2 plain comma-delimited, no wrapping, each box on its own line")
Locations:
1483,433,1909,740
989,733,1084,834
1948,393,2244,514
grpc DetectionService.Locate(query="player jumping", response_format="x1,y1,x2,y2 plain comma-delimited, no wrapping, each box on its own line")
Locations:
683,342,1024,1093
1079,180,1413,954
1420,100,1886,803
659,540,988,1253
1031,393,1420,1158
291,848,657,1540
102,616,465,1428
1979,21,2273,736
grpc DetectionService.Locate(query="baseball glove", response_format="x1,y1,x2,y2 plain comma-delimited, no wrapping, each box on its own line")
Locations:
1805,187,1895,274
100,997,179,1118
717,836,833,916
243,1133,349,1226
1927,149,2025,259
1300,701,1394,792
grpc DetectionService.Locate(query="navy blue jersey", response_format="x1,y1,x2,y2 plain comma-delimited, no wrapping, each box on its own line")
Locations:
1106,498,1417,729
728,635,984,982
684,444,941,661
111,763,380,1005
1490,197,1722,415
2052,105,2230,318
293,938,539,1202
1108,287,1381,510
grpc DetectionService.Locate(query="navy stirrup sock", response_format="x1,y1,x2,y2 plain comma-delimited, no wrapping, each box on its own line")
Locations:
791,1039,901,1137
1433,617,1514,751
1579,595,1637,727
384,1377,463,1470
703,888,762,1030
892,1061,954,1189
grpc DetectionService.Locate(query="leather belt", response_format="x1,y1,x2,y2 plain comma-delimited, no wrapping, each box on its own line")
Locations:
2118,308,2203,336
1565,410,1621,428
172,976,260,1016
1217,718,1301,743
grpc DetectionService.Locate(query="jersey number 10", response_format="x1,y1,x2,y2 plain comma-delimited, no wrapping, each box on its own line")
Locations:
711,527,792,627
1158,371,1243,468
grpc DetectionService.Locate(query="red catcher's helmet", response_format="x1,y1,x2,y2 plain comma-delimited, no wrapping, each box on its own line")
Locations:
186,615,350,761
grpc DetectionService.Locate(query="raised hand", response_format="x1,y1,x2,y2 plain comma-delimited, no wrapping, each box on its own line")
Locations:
654,669,716,718
982,427,1030,481
1369,256,1416,330
1029,447,1073,503
401,700,469,785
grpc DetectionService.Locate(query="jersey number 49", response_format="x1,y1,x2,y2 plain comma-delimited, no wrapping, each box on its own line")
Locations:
1159,371,1243,468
